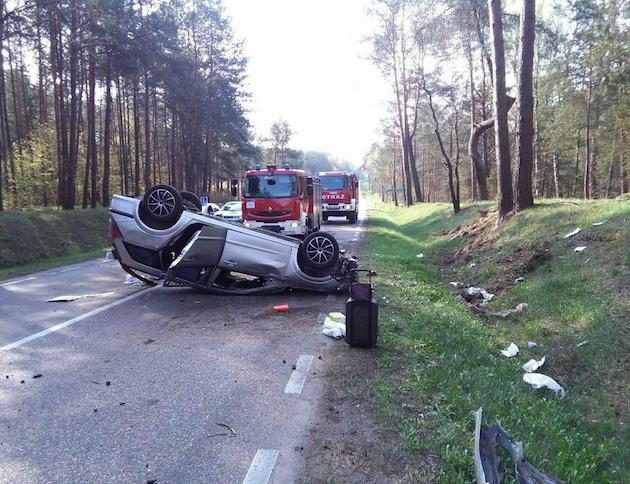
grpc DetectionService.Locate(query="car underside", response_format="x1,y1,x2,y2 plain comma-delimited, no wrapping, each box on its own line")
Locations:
110,185,358,295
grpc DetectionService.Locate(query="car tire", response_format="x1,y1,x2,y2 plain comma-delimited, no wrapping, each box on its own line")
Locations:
140,184,183,227
181,190,202,211
298,232,339,270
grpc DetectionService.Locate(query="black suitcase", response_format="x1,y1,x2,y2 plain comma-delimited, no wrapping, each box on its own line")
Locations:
345,270,378,348
345,297,378,348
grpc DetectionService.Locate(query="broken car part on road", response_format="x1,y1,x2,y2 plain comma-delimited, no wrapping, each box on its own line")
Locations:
109,185,359,295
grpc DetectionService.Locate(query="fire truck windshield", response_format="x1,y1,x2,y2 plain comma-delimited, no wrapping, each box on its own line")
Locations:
320,176,348,190
245,174,298,198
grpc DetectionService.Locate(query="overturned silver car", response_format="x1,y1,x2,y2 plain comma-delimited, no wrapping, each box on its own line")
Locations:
109,185,358,295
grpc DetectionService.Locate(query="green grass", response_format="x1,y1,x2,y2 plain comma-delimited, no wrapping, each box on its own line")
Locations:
365,197,630,482
0,207,110,272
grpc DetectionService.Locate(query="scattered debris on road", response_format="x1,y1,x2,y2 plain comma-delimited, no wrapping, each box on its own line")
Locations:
209,422,237,437
473,408,565,484
32,374,43,379
501,343,519,358
563,228,581,239
522,373,566,398
124,274,146,286
272,304,289,312
47,292,115,302
322,312,346,339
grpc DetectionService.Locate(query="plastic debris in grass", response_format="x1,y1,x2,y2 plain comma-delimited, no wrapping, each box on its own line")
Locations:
527,341,537,349
563,228,581,239
574,246,587,253
416,253,424,258
514,276,525,283
592,220,607,226
501,342,519,357
489,303,528,318
450,281,464,289
522,356,546,373
523,373,565,398
576,340,589,347
322,312,346,339
104,250,115,261
469,262,477,268
466,287,494,304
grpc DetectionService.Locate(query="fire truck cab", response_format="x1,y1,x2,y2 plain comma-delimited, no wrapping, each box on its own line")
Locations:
240,164,322,237
319,171,359,223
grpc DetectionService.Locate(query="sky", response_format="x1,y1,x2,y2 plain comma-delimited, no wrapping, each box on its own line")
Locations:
223,0,391,166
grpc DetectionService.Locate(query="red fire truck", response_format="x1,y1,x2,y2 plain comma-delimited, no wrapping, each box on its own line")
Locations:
319,171,359,223
239,164,322,237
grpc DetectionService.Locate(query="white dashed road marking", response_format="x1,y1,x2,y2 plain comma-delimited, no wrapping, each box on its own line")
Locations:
284,355,314,394
1,286,158,351
242,449,279,484
0,277,36,287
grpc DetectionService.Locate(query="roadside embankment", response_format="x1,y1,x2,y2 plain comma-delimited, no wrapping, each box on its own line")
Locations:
365,199,630,482
0,208,110,272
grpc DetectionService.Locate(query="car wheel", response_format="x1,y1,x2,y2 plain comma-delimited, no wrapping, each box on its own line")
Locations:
181,190,202,211
140,184,183,226
298,232,339,270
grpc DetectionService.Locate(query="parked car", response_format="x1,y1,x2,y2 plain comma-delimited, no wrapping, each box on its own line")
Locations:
201,202,222,215
214,201,243,222
109,185,358,295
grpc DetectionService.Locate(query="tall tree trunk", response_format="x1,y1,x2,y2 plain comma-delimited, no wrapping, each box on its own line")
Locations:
489,0,513,219
88,45,97,208
424,84,460,213
102,53,112,206
515,0,535,210
552,151,560,198
573,130,581,197
583,71,592,199
143,70,151,190
621,130,627,195
36,2,47,124
467,40,478,201
133,76,140,196
605,131,617,198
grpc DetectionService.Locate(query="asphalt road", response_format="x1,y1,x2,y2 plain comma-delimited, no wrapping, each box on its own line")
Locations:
0,212,368,484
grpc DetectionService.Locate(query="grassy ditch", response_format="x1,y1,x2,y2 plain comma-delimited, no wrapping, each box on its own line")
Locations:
0,208,110,274
365,199,630,482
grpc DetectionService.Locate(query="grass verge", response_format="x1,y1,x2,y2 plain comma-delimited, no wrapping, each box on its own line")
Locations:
366,198,630,482
0,208,110,274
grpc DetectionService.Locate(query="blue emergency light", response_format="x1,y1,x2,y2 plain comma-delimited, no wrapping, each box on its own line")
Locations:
255,164,261,170
283,163,290,169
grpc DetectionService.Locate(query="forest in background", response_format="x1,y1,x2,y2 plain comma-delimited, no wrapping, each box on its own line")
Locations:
0,0,257,211
365,0,628,211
